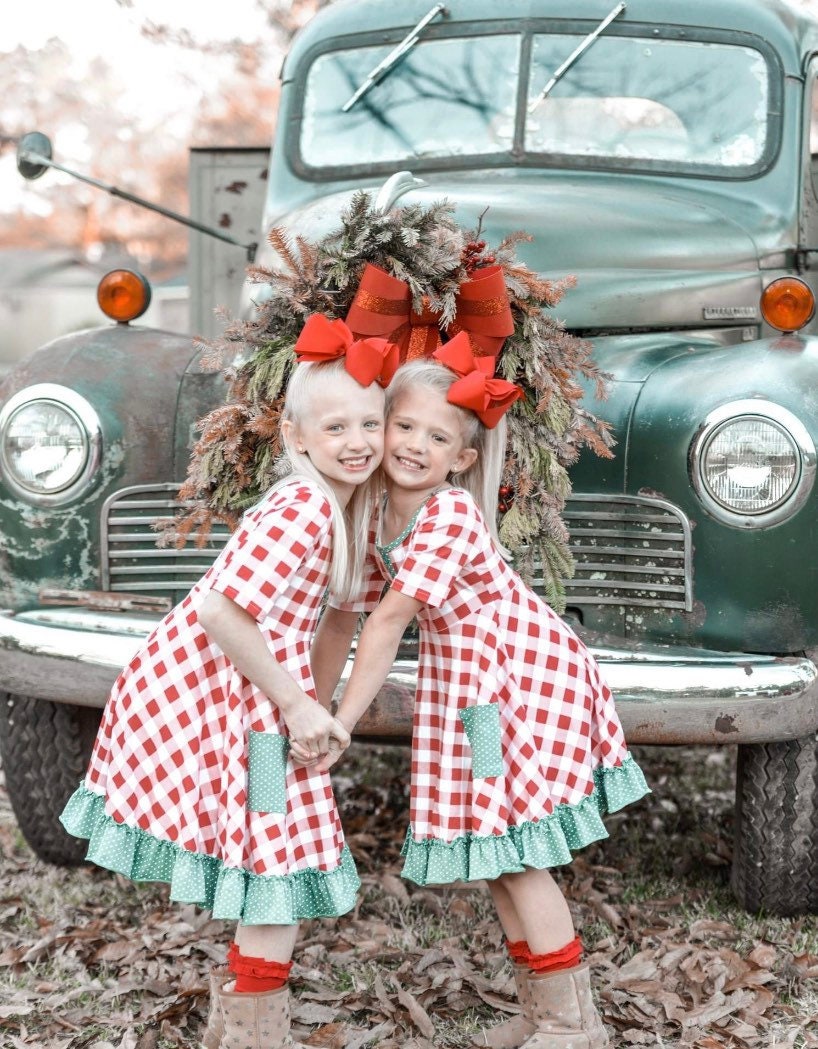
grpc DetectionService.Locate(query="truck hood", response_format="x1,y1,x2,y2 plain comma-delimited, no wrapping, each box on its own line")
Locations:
413,175,768,331
255,174,773,332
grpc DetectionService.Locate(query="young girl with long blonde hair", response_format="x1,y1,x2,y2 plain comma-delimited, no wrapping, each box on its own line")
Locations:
61,314,395,1049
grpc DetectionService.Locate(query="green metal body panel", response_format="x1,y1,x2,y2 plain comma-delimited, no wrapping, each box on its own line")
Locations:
564,331,818,650
624,334,818,651
0,326,208,609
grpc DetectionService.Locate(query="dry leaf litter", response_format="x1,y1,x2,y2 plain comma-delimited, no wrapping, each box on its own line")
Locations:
1,744,817,1048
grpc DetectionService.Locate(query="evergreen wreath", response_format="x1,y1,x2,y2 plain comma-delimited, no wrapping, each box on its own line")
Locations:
166,192,614,611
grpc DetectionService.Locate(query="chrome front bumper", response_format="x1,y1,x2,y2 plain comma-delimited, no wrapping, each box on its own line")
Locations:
0,607,816,745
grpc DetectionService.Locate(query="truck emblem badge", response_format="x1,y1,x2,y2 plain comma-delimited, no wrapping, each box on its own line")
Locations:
702,306,758,320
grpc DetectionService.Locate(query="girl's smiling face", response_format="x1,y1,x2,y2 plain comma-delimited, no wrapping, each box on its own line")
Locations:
385,386,477,494
283,369,384,501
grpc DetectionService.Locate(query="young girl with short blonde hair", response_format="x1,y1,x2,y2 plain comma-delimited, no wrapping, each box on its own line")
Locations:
320,336,649,1048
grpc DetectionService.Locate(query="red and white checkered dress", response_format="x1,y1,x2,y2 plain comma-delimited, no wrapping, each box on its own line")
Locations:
351,487,647,883
75,478,354,914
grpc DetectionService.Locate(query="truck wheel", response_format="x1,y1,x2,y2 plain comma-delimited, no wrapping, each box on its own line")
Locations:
731,734,818,915
0,693,101,866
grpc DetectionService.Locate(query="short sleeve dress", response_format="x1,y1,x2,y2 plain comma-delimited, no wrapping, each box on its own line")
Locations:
60,478,359,924
374,487,649,885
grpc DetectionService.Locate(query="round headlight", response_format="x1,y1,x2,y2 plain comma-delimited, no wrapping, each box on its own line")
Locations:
0,384,102,505
691,400,816,529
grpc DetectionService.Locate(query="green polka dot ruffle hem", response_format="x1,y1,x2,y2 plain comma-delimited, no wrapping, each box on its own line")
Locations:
60,784,360,925
400,754,650,886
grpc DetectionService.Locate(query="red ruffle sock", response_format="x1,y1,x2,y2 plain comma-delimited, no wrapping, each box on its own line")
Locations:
227,942,293,993
505,938,532,965
527,936,583,974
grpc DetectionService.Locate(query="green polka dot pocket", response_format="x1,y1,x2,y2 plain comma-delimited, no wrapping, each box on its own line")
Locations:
458,703,504,779
247,731,290,814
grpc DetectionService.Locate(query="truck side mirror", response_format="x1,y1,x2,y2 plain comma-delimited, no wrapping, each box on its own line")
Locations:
16,132,53,181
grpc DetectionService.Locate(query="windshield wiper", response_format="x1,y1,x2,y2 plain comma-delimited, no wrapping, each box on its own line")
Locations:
529,1,626,113
342,3,447,112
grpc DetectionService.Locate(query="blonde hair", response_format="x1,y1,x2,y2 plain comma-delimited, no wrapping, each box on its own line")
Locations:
278,359,382,601
385,359,507,547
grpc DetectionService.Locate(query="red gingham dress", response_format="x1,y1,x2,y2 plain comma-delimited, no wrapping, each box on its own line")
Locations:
68,478,356,919
348,487,648,884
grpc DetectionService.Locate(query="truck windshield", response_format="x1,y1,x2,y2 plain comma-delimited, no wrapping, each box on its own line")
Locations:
527,34,768,170
298,30,771,177
301,34,520,167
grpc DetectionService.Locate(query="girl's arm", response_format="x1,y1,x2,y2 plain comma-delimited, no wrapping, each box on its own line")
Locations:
310,606,360,711
314,588,421,771
289,606,359,768
199,591,350,761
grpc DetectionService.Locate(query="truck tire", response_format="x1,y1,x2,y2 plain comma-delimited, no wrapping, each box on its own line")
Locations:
731,734,818,915
0,693,101,866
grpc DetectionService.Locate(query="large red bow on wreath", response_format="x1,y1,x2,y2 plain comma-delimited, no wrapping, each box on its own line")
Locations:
345,262,515,364
294,314,399,388
433,333,523,429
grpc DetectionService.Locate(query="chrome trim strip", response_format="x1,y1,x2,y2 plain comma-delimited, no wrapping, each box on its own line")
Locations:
1,608,814,744
570,545,683,562
564,580,684,594
552,596,688,609
107,549,222,559
108,500,186,509
108,531,228,542
101,582,192,592
567,528,686,541
110,565,212,576
16,608,163,635
564,510,685,523
108,515,178,525
574,563,686,576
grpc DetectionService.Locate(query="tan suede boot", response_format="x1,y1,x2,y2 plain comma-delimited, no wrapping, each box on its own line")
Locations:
217,981,306,1049
472,964,536,1048
201,965,230,1049
519,963,609,1049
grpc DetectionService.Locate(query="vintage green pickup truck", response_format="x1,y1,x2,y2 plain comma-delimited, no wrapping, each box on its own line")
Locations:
4,0,818,916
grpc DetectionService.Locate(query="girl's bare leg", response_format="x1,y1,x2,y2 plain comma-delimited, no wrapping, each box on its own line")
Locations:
488,877,527,942
494,868,575,954
234,922,299,961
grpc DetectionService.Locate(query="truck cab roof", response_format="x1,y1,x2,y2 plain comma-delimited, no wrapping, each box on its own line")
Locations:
282,0,818,81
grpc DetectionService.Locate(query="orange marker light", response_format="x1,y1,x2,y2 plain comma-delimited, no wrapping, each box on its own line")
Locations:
760,277,815,333
97,269,151,323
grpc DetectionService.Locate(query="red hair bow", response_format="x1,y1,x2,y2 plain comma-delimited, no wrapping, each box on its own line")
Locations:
433,332,523,429
294,314,399,388
345,262,514,365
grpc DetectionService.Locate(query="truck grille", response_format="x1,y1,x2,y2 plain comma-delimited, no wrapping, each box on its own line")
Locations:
101,486,693,613
560,493,693,611
100,483,230,605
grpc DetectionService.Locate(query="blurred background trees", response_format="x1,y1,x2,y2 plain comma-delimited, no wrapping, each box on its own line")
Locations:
0,0,333,275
